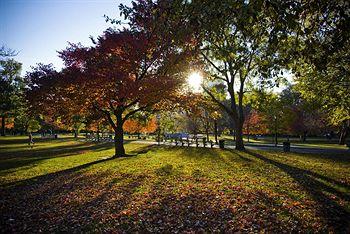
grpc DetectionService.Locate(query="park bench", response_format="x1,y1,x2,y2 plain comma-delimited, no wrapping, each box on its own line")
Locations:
209,140,214,148
41,134,58,139
167,136,216,149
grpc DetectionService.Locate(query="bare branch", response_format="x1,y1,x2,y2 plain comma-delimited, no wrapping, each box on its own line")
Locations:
200,50,226,75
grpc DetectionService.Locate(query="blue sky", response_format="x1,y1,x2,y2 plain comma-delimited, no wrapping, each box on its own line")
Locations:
0,0,130,75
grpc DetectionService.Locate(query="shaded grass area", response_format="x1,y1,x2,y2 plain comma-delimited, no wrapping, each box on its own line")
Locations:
0,137,349,233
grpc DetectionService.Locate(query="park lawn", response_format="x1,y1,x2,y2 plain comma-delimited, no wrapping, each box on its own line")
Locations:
220,135,348,150
0,137,349,233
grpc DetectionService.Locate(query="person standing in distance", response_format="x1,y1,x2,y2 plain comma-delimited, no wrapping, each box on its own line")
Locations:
28,132,34,148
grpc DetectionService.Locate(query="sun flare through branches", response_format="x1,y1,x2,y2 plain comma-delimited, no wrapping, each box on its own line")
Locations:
187,71,203,93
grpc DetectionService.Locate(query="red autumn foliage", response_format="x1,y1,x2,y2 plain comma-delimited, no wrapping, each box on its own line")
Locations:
56,27,191,156
243,110,268,135
124,117,158,134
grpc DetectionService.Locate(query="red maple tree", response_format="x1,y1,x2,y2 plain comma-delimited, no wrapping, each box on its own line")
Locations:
58,28,190,156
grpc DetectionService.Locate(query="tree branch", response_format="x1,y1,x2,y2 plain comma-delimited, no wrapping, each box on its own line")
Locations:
123,105,150,122
202,85,234,117
200,50,226,75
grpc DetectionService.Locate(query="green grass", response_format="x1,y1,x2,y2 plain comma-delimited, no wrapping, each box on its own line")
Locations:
218,135,349,149
1,136,349,232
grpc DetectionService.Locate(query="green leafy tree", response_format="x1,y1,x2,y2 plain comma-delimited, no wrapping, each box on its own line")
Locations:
290,0,350,144
0,47,23,136
250,89,294,145
279,85,331,142
187,0,292,150
295,51,350,144
12,98,31,135
27,119,41,133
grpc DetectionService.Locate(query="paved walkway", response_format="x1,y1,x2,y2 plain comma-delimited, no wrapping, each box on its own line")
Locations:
131,140,350,155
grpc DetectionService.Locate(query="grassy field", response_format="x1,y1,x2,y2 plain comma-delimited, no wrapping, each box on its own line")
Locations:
132,133,348,149
0,136,349,233
220,135,349,149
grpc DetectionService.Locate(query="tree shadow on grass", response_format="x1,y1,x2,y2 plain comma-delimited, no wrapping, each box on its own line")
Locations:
172,146,222,159
222,149,254,163
124,144,158,157
245,150,350,233
1,163,305,233
0,141,115,159
1,143,155,187
49,174,147,233
1,155,147,233
1,156,115,188
290,151,350,164
1,156,113,231
0,137,86,149
177,147,255,167
110,181,309,232
0,141,129,175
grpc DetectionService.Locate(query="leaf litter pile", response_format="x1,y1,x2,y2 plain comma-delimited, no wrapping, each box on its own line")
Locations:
1,142,349,233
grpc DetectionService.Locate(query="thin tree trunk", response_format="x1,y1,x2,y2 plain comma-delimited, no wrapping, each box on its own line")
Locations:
24,124,28,135
274,117,278,147
206,125,209,141
157,127,161,145
247,122,250,143
1,116,5,136
339,120,349,145
214,120,218,144
300,131,307,142
97,126,100,142
275,132,278,147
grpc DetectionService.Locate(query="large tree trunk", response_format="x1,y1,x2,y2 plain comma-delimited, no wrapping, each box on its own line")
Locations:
229,101,245,151
235,122,245,150
339,120,349,145
203,81,246,150
114,125,125,157
1,115,5,136
103,108,126,157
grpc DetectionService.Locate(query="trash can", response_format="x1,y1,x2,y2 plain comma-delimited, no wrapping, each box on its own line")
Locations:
283,142,290,152
219,140,225,149
54,134,58,139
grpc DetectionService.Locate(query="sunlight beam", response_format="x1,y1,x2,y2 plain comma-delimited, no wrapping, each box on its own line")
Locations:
187,72,203,92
